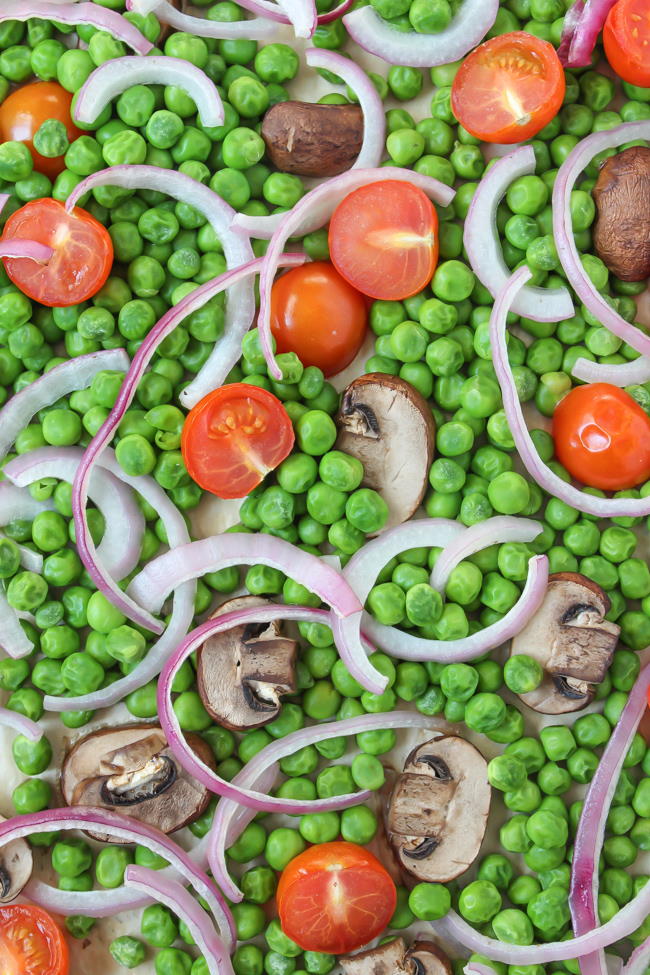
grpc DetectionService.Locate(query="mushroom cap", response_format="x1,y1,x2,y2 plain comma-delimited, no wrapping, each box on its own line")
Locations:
511,572,620,715
339,937,452,975
336,374,435,531
0,814,32,903
593,146,650,282
61,724,214,840
196,595,298,731
387,736,491,883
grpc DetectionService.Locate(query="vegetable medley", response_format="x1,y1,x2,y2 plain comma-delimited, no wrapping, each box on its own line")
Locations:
0,1,649,974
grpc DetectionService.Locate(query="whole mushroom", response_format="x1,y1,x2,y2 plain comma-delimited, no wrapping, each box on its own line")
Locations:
593,146,650,281
196,595,298,731
61,724,214,840
386,736,491,883
262,101,364,177
509,572,620,714
336,374,435,531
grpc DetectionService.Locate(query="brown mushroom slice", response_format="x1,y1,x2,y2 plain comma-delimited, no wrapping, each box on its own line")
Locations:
510,572,620,715
405,942,453,975
340,937,452,975
387,736,490,883
0,814,32,903
61,724,214,841
197,595,298,731
336,374,435,531
593,146,650,281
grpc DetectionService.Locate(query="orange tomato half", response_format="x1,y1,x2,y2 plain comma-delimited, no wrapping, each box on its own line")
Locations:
0,82,81,181
604,0,650,89
451,31,566,144
0,904,69,975
276,841,397,954
181,383,295,499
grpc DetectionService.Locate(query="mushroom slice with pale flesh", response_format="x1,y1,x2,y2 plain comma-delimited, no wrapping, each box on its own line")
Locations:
196,595,298,731
61,724,214,840
387,736,491,883
340,937,452,975
336,374,435,531
0,814,32,903
510,572,620,715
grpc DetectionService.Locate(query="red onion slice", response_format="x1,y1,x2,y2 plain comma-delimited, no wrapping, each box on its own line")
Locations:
464,148,573,322
207,709,451,901
493,267,650,517
75,56,225,129
44,448,195,713
435,883,650,964
621,940,650,975
9,540,43,575
430,516,543,591
158,602,376,812
0,240,52,263
343,0,498,67
2,807,235,948
126,866,235,975
258,168,455,379
125,0,278,38
5,447,144,583
0,482,52,525
0,706,42,741
304,49,385,169
0,349,129,466
558,0,618,67
0,1,152,53
232,211,283,240
553,122,650,358
66,166,256,411
571,356,650,386
276,0,317,35
0,590,33,659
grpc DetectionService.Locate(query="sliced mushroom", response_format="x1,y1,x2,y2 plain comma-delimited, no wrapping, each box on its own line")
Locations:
61,724,214,841
510,572,620,715
0,814,32,903
336,374,435,531
197,595,298,731
340,938,452,975
387,736,490,883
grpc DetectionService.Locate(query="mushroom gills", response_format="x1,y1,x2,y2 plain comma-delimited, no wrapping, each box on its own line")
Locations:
0,815,32,903
339,937,451,975
101,754,177,806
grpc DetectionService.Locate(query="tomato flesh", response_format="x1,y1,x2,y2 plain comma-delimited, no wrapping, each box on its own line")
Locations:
0,904,69,975
604,0,650,88
0,82,81,181
552,383,650,491
277,841,397,954
270,261,368,376
328,180,438,301
181,383,295,499
451,32,565,144
1,198,114,307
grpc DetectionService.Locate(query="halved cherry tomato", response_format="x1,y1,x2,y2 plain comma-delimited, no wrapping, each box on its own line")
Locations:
328,180,438,302
1,198,114,307
0,82,81,181
276,841,397,954
604,0,650,89
641,699,650,745
181,383,295,499
552,383,650,491
451,32,566,144
0,904,69,975
270,261,367,376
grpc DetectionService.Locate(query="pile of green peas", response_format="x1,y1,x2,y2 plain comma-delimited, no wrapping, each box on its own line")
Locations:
1,0,650,971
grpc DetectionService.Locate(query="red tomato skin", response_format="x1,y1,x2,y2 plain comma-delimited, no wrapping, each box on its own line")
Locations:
270,262,368,377
277,841,397,955
0,903,69,975
328,180,438,302
1,198,114,307
181,383,295,499
0,82,81,181
603,0,650,89
451,32,565,144
552,383,650,491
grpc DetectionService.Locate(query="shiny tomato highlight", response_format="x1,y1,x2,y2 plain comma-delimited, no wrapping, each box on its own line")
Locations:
270,261,367,376
276,841,397,954
0,904,69,975
451,32,565,144
604,0,650,89
1,198,114,307
0,82,81,181
181,383,295,499
552,383,650,491
328,180,439,301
